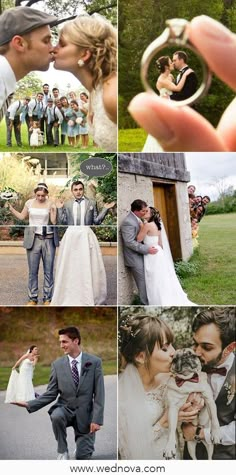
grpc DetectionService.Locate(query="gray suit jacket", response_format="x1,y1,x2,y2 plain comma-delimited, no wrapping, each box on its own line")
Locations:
23,226,59,250
57,197,108,225
27,352,105,432
120,211,149,268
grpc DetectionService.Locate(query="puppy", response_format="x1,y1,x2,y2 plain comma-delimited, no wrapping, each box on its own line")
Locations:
163,348,221,460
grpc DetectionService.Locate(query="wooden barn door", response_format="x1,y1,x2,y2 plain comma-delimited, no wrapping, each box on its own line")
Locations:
153,182,182,260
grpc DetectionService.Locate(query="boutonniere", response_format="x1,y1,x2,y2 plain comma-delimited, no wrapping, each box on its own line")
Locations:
89,205,94,210
82,361,92,375
224,375,235,405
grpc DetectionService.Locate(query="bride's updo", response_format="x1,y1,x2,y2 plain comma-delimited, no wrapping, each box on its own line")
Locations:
156,55,171,73
147,206,162,230
119,315,173,369
61,14,117,88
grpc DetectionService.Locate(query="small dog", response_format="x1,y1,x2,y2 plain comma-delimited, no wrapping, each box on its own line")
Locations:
164,348,221,460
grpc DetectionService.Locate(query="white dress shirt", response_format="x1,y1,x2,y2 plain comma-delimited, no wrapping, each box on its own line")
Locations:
73,198,85,225
68,352,82,378
7,100,25,120
0,56,16,119
204,353,235,445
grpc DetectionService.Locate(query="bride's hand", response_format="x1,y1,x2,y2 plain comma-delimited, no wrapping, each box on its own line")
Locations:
128,15,236,151
178,402,200,422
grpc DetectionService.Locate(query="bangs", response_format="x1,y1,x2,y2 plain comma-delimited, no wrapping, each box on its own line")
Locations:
152,319,174,348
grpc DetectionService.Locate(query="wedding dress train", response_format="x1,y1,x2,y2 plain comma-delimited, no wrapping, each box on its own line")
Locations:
5,359,35,403
51,226,107,306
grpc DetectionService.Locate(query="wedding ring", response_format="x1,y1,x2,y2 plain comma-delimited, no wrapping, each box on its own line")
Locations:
140,18,212,107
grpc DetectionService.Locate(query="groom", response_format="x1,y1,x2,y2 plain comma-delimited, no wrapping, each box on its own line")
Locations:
120,199,157,305
57,180,115,225
13,326,105,460
171,51,198,101
182,307,236,459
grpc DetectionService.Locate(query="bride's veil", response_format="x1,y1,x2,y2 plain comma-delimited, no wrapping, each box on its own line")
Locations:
160,220,175,270
119,364,156,460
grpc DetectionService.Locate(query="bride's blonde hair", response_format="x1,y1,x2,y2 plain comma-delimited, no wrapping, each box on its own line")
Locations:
61,14,117,89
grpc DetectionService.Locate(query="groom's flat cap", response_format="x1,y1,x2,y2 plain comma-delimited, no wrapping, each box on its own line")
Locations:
0,7,58,46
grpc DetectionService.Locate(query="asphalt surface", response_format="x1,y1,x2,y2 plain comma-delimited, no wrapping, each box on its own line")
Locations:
0,375,117,460
0,254,117,306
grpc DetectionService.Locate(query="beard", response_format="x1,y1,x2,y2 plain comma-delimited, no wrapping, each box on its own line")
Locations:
201,350,223,371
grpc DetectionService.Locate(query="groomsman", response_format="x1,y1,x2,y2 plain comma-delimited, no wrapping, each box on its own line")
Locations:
44,98,63,146
6,96,30,146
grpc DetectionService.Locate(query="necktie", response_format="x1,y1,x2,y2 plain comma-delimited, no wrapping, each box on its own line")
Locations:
42,226,47,237
205,367,227,376
71,359,80,386
175,373,199,387
0,96,10,123
48,108,51,124
75,198,84,204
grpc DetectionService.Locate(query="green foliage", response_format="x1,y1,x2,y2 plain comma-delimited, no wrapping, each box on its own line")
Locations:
174,259,199,279
119,0,236,129
206,192,236,214
15,73,43,99
91,225,117,242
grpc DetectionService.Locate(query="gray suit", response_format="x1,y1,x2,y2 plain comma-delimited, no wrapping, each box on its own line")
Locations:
120,211,149,304
57,197,108,225
27,352,105,459
23,226,59,303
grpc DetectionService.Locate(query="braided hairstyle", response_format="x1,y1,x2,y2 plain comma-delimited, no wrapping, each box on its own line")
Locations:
61,14,117,89
119,314,173,369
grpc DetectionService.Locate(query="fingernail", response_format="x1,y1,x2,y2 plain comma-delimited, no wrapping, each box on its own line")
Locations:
128,94,175,143
191,15,233,43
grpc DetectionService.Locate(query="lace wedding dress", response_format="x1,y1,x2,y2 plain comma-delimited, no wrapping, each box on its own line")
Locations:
5,359,35,403
119,364,173,460
51,226,107,306
89,83,117,152
143,234,195,305
142,87,172,152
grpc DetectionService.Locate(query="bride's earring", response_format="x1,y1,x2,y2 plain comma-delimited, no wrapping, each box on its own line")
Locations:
78,59,85,67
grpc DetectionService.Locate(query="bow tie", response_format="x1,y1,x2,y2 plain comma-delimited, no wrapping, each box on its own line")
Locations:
175,373,199,387
75,198,84,204
205,367,227,376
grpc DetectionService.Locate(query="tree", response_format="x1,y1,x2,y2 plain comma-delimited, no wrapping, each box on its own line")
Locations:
15,73,43,98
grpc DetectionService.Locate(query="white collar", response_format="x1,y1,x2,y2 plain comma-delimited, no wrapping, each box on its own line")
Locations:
217,352,234,373
131,211,142,223
68,352,82,364
0,56,17,95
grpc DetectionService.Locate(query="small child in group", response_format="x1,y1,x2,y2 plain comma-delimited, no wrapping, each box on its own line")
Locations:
29,121,44,148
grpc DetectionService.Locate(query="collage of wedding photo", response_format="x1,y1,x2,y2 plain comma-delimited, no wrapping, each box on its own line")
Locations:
0,0,235,473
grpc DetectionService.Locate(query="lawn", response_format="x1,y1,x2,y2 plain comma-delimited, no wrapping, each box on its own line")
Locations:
0,120,101,152
0,360,117,391
179,213,236,305
118,128,147,152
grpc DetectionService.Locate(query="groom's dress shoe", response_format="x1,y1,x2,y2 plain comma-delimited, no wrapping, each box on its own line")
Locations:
57,451,69,460
26,301,37,306
43,300,51,306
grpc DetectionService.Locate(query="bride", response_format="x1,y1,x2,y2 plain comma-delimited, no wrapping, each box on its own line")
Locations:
5,346,39,403
142,55,192,152
53,14,117,152
51,226,107,306
137,206,195,305
119,314,198,459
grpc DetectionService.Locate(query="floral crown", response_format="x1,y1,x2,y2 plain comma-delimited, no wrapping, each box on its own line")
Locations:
119,315,150,346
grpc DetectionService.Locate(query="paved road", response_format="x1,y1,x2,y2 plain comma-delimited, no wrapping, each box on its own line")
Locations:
0,254,117,305
0,375,117,460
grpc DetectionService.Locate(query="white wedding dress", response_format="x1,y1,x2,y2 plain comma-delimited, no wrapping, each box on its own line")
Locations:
5,359,35,403
51,226,107,306
142,87,172,152
89,83,117,151
144,234,194,305
119,364,175,460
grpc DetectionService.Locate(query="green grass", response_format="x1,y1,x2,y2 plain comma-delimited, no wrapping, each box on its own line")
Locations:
0,120,101,152
118,128,147,152
180,213,236,305
0,360,117,391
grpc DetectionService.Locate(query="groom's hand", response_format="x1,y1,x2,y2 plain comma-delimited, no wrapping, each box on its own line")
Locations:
90,423,101,433
128,15,236,151
148,246,158,254
10,401,28,408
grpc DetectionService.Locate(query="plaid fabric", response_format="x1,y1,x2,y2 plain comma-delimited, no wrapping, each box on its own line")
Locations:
71,359,80,386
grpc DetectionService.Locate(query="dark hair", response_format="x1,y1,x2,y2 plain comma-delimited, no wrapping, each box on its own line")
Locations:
37,92,44,97
147,206,162,230
119,315,173,368
156,55,170,73
192,308,236,350
80,92,88,99
70,100,79,106
174,50,188,62
43,83,49,87
34,183,49,194
52,87,59,92
58,326,81,344
71,180,84,191
29,345,37,353
131,199,147,212
202,195,211,202
60,96,69,103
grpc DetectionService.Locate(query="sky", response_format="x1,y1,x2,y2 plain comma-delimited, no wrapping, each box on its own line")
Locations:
185,152,236,200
